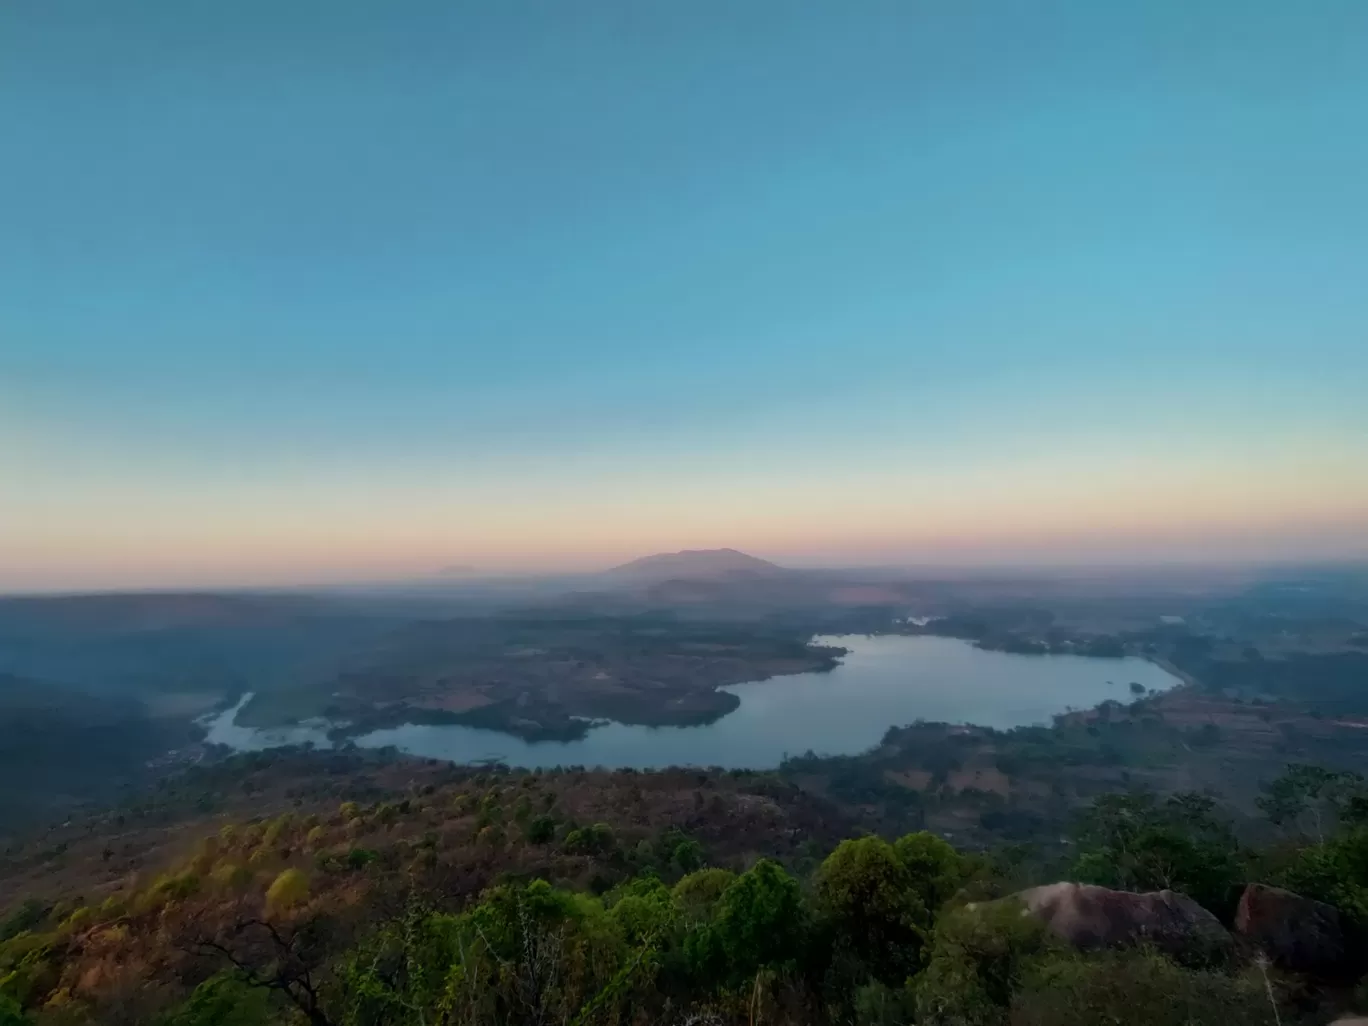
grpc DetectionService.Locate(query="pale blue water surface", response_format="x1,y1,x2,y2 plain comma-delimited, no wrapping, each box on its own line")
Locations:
205,635,1180,768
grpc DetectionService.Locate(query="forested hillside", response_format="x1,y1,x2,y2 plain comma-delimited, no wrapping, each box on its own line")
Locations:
3,750,1368,1025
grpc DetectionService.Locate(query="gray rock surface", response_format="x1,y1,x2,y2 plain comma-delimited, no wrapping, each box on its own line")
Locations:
1235,883,1351,977
1013,881,1233,962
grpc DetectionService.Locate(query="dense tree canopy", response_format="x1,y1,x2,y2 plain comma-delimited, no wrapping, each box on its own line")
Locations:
4,764,1368,1025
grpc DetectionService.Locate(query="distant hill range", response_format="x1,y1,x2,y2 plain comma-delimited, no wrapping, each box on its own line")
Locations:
604,548,788,584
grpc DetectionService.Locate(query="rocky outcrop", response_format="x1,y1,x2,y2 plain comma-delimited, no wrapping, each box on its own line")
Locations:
1013,882,1233,963
1234,884,1352,978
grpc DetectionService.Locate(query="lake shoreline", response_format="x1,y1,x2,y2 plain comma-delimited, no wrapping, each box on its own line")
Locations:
202,635,1182,770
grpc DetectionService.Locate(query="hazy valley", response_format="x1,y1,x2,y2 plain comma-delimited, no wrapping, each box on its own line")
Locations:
4,554,1368,1025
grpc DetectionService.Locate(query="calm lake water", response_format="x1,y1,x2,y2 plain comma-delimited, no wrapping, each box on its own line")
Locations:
205,635,1180,768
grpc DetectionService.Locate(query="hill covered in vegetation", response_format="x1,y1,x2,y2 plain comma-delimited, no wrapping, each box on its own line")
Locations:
4,748,1368,1025
4,568,1368,1023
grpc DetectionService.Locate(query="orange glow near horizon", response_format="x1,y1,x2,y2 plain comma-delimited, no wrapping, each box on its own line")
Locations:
6,390,1367,592
6,449,1366,591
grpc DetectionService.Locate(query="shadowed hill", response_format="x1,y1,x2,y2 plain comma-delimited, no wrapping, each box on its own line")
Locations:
604,548,787,583
0,675,196,831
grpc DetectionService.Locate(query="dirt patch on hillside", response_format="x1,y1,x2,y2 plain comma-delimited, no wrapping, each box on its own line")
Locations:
885,769,933,791
948,767,1012,796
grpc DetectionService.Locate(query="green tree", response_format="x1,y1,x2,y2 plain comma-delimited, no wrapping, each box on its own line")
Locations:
608,876,680,947
817,836,928,986
163,972,274,1026
915,899,1054,1026
339,900,460,1026
447,880,650,1026
262,813,294,848
564,823,616,857
672,868,735,926
1011,950,1276,1026
152,870,203,903
1266,819,1368,921
526,815,556,844
1072,791,1244,916
266,869,310,916
345,848,378,871
211,861,252,892
658,828,704,873
851,980,917,1026
692,859,807,987
1258,764,1367,843
895,831,974,913
0,902,44,944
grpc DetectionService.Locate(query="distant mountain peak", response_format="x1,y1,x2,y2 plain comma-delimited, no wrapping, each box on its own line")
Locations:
604,548,785,582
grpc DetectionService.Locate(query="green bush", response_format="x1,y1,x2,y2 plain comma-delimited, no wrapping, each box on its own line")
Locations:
1071,792,1245,917
261,813,293,848
345,847,379,871
0,996,27,1026
0,902,45,944
152,870,202,902
1011,950,1276,1026
210,861,252,891
265,868,310,916
163,971,274,1026
915,899,1055,1026
852,980,917,1026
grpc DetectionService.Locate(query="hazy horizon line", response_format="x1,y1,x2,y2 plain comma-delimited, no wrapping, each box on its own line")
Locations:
4,550,1366,600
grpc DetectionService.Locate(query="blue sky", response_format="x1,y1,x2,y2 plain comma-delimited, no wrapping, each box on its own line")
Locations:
3,1,1367,589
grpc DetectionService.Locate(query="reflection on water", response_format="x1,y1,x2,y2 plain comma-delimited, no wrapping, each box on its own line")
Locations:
204,635,1180,769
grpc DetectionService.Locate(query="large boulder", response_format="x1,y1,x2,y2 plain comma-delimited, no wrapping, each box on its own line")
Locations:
1234,884,1352,978
1013,882,1233,963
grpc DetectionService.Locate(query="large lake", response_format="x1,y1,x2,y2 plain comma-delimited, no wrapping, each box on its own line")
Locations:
205,635,1181,769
